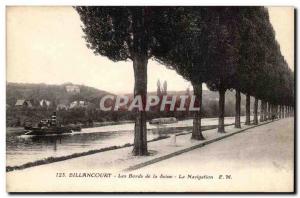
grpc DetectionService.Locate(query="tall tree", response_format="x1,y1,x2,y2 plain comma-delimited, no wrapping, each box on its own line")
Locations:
235,7,265,126
155,7,211,140
205,7,240,133
75,7,180,155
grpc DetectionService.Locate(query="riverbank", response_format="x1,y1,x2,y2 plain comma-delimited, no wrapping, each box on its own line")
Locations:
8,116,251,167
7,116,252,133
7,124,233,172
7,118,284,192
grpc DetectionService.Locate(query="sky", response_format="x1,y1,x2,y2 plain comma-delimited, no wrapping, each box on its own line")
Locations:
6,6,294,94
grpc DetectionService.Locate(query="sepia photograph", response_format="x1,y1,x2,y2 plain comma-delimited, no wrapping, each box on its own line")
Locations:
5,6,295,192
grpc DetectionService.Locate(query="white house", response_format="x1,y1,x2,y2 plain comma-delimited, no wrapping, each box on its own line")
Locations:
40,99,51,107
65,85,80,93
15,99,33,108
56,104,68,110
69,100,88,109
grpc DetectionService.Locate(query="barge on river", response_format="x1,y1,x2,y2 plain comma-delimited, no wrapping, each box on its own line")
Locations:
24,112,81,136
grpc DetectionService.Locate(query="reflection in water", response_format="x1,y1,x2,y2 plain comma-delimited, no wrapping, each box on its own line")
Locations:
6,116,249,167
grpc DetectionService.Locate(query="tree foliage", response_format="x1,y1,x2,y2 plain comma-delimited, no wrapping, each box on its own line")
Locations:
75,6,294,144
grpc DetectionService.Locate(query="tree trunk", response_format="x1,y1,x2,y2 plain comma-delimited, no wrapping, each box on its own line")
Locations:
270,103,273,119
262,101,265,121
235,90,241,128
264,102,267,121
265,102,268,120
132,55,148,156
260,100,264,122
269,104,272,120
267,102,270,120
253,97,258,125
245,94,251,125
191,83,205,140
265,102,269,121
270,104,273,120
279,105,282,118
131,9,149,156
279,105,281,118
218,88,226,133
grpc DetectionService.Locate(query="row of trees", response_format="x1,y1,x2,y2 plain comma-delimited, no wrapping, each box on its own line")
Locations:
75,7,294,156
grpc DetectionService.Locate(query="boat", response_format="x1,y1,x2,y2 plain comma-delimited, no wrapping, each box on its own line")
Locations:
149,117,178,125
23,112,77,135
24,126,72,136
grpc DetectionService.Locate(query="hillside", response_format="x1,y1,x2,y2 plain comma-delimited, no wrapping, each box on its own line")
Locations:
6,82,255,127
6,82,113,107
7,82,254,114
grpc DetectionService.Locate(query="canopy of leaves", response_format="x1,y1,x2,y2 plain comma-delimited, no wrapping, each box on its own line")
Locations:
75,7,192,61
75,6,294,106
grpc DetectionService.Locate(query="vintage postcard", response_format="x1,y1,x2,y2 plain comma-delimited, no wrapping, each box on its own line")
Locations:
6,6,295,192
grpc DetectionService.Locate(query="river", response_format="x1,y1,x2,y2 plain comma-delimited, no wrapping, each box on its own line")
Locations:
6,116,251,167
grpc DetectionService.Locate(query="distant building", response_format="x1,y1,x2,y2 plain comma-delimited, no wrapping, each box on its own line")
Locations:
65,85,80,93
56,104,68,110
15,99,33,108
69,100,88,109
40,99,51,108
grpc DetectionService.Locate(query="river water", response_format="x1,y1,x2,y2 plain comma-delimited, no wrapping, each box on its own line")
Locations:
6,116,250,167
